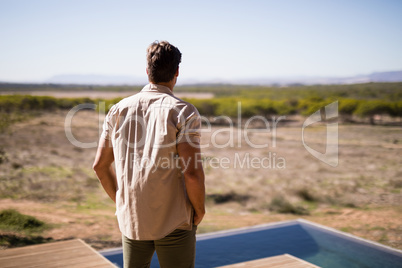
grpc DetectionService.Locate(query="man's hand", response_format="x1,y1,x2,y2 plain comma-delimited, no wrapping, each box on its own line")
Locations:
93,138,117,202
193,210,205,226
177,142,206,226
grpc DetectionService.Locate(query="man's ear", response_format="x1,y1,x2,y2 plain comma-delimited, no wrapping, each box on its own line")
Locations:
176,67,179,77
146,68,148,75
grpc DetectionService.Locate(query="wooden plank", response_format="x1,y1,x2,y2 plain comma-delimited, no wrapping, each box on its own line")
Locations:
0,239,116,268
0,240,83,258
217,254,320,268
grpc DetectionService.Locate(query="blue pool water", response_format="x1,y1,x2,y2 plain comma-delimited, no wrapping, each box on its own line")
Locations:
100,219,402,268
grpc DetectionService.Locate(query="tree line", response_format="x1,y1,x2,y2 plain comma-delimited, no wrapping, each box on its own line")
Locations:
0,82,401,125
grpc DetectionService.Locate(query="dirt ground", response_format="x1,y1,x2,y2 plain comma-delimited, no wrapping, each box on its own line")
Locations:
0,109,401,250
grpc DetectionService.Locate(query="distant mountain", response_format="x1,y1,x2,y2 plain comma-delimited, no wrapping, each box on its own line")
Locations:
41,70,402,86
46,74,147,85
367,71,402,82
228,71,402,86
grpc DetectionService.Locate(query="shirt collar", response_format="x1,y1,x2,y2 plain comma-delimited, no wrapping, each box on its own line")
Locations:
142,83,173,96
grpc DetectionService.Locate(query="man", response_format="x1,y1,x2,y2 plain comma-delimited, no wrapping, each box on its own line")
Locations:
93,41,205,268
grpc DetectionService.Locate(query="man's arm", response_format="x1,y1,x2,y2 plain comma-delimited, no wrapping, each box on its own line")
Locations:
177,142,205,225
93,138,117,203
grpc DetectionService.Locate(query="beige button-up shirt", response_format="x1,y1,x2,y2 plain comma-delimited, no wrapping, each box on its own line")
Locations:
101,83,201,240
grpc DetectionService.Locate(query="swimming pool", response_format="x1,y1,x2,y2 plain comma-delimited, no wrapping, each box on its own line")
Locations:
100,219,402,268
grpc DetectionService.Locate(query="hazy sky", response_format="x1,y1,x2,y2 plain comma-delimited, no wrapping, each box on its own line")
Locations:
1,0,401,83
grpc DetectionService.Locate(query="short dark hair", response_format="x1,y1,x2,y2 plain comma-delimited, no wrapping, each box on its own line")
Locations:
146,41,182,83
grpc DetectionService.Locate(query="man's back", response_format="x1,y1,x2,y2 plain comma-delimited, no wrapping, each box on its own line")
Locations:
102,83,201,240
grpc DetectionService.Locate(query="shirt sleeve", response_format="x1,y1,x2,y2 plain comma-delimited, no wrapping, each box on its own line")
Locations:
101,105,117,140
177,105,201,145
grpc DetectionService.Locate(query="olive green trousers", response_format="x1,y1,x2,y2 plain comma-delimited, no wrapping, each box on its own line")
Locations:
122,225,197,268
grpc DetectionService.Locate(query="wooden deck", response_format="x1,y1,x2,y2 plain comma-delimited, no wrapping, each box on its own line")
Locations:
0,239,320,268
217,254,320,268
0,239,116,268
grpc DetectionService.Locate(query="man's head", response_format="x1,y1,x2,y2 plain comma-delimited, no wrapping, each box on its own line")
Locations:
146,41,182,84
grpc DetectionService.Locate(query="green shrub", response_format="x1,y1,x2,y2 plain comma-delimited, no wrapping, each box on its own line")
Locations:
184,99,219,117
272,99,298,115
215,98,240,117
339,99,360,116
0,95,98,112
389,101,402,118
269,196,309,215
299,99,333,116
240,99,261,117
254,99,277,116
295,188,319,202
354,100,391,117
206,191,250,205
0,209,47,233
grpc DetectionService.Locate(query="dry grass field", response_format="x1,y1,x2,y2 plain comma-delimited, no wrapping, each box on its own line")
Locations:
0,108,401,250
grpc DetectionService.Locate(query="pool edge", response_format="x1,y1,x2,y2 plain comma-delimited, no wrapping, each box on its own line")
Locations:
99,218,402,257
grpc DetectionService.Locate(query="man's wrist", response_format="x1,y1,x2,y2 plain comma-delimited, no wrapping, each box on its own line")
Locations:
195,208,205,215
